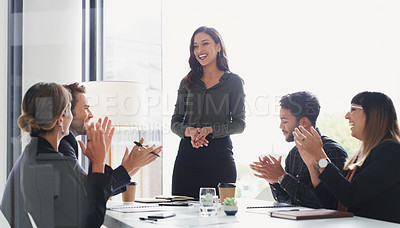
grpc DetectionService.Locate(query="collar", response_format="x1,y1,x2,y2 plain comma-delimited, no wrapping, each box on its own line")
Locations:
35,136,58,154
315,127,322,136
63,131,77,144
196,71,230,88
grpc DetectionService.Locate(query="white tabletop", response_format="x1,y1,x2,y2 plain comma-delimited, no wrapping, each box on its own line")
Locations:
104,198,399,228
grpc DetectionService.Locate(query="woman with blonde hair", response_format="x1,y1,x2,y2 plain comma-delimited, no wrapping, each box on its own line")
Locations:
293,91,400,223
1,82,111,227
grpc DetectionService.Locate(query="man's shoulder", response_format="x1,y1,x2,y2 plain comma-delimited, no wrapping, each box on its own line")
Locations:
286,146,299,159
59,133,79,159
321,135,348,155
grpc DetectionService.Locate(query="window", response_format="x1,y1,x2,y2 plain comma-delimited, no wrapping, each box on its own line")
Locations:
162,0,400,198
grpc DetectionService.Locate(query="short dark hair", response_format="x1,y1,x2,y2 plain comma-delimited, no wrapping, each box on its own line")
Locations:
63,82,86,111
279,91,320,126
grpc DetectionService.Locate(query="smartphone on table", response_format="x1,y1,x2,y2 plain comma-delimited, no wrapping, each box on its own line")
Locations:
147,212,176,219
139,212,176,221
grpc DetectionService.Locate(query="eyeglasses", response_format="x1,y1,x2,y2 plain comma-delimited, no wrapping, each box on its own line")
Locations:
350,105,363,113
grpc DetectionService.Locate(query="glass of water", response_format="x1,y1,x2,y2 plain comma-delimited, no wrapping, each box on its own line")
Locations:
199,187,218,216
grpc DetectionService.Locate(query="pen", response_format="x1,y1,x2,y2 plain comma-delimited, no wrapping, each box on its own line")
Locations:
139,217,158,222
134,141,161,157
269,209,300,213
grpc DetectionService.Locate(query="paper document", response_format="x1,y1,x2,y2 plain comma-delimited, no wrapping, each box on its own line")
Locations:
107,202,167,213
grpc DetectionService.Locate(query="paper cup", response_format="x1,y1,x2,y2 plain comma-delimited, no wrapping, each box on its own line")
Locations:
218,183,236,205
122,182,137,204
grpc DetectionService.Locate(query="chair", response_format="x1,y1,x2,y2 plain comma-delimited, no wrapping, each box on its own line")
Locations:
0,210,11,228
255,187,275,202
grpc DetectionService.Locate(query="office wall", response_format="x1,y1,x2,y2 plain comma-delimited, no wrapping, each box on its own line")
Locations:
22,0,81,92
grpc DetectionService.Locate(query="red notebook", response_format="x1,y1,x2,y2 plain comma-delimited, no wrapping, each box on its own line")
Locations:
269,209,354,220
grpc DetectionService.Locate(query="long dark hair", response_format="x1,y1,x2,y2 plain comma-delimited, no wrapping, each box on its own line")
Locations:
184,26,229,88
346,91,400,169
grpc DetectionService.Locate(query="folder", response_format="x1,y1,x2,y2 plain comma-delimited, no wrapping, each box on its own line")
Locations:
269,209,354,220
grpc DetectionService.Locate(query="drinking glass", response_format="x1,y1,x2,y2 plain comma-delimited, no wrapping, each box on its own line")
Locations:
199,187,218,216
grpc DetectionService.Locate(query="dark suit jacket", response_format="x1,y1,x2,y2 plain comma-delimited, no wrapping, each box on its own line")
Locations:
316,141,400,223
59,132,131,195
1,136,113,227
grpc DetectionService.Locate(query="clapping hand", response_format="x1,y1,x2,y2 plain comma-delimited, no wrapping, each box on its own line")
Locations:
293,126,327,161
249,154,285,184
121,138,163,176
98,116,115,153
78,122,106,173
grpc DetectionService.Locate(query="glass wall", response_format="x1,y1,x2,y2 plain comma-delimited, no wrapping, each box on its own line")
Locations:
103,0,162,198
2,0,162,225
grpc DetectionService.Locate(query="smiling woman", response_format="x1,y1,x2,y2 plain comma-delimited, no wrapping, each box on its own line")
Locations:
170,26,246,198
293,91,400,223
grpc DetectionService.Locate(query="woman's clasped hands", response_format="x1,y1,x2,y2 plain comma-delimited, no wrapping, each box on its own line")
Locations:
185,127,210,149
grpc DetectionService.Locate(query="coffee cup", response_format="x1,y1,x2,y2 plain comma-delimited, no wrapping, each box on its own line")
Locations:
122,182,137,204
218,183,236,205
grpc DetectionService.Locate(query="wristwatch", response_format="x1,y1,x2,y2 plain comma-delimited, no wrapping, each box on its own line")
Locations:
277,174,286,184
317,158,331,169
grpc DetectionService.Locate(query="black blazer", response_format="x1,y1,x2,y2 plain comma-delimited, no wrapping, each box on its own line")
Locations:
316,141,400,223
1,136,113,227
59,131,131,195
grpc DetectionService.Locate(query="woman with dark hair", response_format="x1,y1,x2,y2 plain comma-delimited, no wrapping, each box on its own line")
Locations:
171,26,246,198
293,91,400,223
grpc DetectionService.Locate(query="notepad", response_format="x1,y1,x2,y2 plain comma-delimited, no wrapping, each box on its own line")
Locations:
246,202,298,209
269,209,354,220
107,203,166,213
155,195,195,201
135,198,170,203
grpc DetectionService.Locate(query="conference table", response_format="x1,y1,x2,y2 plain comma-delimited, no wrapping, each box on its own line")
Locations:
103,198,399,227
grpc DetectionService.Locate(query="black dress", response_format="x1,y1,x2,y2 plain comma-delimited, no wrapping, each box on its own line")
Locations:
172,136,237,198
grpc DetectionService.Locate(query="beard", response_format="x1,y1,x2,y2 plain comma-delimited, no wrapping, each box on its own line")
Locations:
285,133,295,142
70,118,87,136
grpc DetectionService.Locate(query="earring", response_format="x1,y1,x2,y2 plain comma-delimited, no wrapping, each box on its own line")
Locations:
61,125,64,135
218,51,221,56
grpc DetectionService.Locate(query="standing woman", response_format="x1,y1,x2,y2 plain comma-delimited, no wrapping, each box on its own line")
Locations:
293,91,400,223
171,26,246,198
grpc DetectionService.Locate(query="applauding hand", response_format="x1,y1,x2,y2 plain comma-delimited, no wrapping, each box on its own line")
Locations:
98,117,115,153
78,122,106,173
293,126,327,161
121,138,163,176
249,154,285,184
